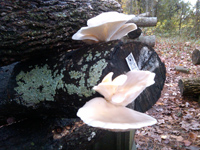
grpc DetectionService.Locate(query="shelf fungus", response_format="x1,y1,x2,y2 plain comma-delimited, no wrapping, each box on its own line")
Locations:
72,11,137,44
77,70,157,131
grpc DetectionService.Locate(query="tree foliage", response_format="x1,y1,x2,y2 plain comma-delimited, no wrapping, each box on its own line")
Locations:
116,0,199,39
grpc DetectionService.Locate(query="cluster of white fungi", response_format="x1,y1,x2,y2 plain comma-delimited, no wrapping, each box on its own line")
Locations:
72,12,157,131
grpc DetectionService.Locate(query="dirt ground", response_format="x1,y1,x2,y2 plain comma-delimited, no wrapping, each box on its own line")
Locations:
135,37,200,150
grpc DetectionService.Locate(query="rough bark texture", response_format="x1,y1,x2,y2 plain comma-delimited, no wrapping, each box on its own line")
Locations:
0,0,122,66
0,116,134,150
0,117,107,150
0,1,162,149
178,77,200,97
1,40,165,122
0,40,165,149
192,49,200,65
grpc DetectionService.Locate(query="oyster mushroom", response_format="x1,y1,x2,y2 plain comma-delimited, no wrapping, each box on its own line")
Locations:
77,70,157,131
72,11,137,44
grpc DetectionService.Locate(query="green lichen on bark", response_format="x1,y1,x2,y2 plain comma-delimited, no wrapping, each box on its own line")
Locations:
65,59,108,98
14,64,65,105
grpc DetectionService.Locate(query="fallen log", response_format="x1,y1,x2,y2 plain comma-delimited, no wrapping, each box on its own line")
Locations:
0,0,158,67
175,66,190,73
0,0,122,66
128,17,157,27
0,40,166,149
0,117,106,150
0,116,134,150
122,35,156,47
178,77,200,97
0,40,166,123
127,27,142,39
137,12,150,17
192,49,200,65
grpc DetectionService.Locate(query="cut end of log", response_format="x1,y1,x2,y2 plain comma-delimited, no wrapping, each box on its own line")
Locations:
178,79,184,95
192,49,200,65
178,78,200,97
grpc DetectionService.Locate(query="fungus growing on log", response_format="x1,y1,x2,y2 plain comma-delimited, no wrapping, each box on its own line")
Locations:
72,12,137,44
77,70,157,131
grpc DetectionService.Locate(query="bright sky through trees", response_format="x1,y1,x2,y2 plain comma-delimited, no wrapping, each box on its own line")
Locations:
183,0,196,6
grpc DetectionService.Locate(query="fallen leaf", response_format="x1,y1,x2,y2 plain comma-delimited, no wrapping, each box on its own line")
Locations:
158,119,165,125
183,140,192,146
189,132,197,140
171,135,184,141
183,113,193,120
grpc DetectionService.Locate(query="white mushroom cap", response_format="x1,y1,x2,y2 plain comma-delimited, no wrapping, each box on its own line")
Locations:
77,70,156,131
93,70,155,106
72,11,137,44
111,70,155,106
77,97,157,131
87,11,135,27
93,72,127,101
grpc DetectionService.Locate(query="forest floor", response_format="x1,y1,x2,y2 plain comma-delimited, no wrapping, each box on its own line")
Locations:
135,37,200,150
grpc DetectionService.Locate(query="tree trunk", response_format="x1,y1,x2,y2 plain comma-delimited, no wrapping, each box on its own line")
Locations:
192,49,200,65
178,77,200,97
0,40,166,125
145,0,149,13
179,3,183,35
0,0,122,66
130,0,133,14
195,0,200,38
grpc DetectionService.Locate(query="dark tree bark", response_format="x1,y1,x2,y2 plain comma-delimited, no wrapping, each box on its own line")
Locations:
192,49,200,65
0,1,164,149
0,40,165,150
0,117,107,150
128,28,142,39
0,40,166,124
0,0,122,66
178,77,200,97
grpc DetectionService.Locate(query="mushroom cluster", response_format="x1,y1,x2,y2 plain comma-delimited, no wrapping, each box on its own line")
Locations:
77,70,157,131
72,11,137,44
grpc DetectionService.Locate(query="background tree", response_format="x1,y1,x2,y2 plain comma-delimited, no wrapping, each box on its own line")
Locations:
195,0,200,38
116,0,199,39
